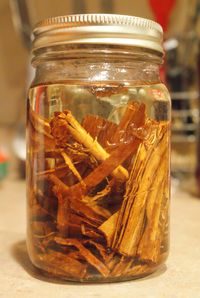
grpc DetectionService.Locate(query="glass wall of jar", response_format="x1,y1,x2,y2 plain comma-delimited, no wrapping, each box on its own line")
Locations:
27,14,171,282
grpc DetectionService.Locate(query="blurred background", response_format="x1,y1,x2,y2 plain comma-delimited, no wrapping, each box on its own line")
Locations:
0,0,200,196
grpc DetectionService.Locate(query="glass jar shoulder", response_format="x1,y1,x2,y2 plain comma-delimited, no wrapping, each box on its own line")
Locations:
28,81,170,123
134,82,171,121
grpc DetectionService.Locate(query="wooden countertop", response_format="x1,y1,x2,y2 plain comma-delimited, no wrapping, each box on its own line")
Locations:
0,178,200,298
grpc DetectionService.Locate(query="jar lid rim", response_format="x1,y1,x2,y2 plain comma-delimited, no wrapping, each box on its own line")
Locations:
33,14,164,54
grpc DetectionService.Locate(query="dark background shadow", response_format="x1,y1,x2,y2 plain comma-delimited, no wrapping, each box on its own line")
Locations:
11,240,167,285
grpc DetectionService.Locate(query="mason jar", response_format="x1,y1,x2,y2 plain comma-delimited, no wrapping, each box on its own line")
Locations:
27,14,171,282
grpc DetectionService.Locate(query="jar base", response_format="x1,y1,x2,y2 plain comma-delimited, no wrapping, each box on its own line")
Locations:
30,256,167,284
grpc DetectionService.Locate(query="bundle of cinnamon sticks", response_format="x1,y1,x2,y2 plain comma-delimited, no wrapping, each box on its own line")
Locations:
27,100,170,281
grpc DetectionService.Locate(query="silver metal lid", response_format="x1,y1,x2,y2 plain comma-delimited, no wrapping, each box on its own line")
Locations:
33,14,163,54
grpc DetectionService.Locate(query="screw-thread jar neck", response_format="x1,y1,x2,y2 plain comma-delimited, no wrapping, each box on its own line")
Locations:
32,44,162,87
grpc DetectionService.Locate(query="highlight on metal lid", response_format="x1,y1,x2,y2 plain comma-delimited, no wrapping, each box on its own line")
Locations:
33,14,164,54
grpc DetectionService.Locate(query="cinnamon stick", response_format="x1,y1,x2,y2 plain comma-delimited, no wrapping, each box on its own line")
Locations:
53,185,70,236
28,120,55,150
82,115,118,150
99,212,119,246
61,151,85,185
81,224,105,242
110,101,146,145
37,250,87,279
36,164,69,178
137,129,169,263
54,237,110,277
55,110,129,181
111,256,132,277
137,179,166,263
112,122,169,256
82,239,110,262
29,108,52,138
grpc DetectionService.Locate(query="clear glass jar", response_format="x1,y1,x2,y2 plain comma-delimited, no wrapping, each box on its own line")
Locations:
27,14,171,282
